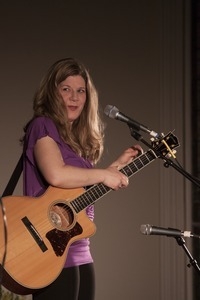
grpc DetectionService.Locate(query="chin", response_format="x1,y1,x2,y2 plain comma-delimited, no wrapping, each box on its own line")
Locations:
68,118,76,123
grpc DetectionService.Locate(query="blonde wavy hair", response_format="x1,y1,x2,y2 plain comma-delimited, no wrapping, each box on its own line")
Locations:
27,58,105,164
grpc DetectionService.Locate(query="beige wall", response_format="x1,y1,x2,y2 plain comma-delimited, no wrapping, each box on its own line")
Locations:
0,1,192,299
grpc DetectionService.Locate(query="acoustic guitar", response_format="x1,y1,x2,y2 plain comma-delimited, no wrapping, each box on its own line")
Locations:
0,132,179,295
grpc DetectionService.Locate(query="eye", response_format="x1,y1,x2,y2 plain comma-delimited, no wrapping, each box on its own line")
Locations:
78,88,86,93
63,87,70,92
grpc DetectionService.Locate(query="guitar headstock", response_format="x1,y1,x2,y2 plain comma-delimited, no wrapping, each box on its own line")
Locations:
151,132,180,158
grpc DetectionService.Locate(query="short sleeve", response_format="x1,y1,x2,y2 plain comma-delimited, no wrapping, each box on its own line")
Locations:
24,116,61,166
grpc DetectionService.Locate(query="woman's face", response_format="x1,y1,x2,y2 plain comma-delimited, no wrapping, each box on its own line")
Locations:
58,75,87,122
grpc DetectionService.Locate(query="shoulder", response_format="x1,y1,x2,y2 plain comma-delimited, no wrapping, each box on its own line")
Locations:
28,116,57,132
26,116,60,143
29,116,55,128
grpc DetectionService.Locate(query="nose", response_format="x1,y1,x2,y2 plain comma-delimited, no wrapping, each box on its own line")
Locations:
70,90,78,101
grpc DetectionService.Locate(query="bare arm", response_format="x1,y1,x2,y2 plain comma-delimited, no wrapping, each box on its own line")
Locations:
34,136,141,190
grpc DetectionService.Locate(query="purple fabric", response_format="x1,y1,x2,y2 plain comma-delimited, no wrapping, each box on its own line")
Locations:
23,116,94,267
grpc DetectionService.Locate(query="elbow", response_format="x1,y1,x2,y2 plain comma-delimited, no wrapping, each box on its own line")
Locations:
45,171,64,188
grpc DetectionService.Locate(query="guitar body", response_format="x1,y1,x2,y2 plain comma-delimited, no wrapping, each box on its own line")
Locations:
0,186,96,294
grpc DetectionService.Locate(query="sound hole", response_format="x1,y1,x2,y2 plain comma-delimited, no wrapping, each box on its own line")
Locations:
49,201,74,231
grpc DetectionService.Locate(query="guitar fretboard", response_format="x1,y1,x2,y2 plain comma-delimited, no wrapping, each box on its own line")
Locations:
71,149,157,213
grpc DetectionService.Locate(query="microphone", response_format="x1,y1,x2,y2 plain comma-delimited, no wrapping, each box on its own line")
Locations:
104,105,159,138
140,224,200,238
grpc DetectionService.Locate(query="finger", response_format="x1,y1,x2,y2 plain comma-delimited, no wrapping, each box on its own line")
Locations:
121,176,129,187
132,145,143,154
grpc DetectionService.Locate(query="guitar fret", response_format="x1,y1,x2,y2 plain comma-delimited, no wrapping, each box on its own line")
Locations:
83,191,94,205
77,196,86,210
80,195,89,207
71,199,80,212
72,194,90,213
100,184,110,193
123,165,133,176
89,188,100,201
133,159,144,170
71,183,110,213
121,150,155,178
92,185,106,199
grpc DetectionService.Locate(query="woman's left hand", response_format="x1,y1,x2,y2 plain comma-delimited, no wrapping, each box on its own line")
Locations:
110,145,143,170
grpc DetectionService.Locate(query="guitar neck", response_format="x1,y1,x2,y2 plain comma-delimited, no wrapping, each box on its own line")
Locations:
71,149,157,213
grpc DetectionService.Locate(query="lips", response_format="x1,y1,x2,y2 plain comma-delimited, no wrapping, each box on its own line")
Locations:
68,105,78,111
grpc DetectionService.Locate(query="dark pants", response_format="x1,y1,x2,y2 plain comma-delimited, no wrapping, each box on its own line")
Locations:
33,263,95,300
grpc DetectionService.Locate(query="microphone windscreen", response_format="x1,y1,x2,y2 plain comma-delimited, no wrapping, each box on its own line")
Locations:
104,105,119,118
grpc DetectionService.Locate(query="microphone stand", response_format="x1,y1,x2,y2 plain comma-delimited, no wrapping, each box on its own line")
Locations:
129,126,200,275
174,236,200,275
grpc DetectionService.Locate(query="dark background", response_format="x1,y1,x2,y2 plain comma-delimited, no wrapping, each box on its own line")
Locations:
0,1,195,299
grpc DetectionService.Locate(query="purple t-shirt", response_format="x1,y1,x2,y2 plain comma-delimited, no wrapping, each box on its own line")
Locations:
23,116,94,267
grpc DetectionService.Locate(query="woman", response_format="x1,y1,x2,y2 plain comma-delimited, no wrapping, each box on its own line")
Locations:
22,57,141,300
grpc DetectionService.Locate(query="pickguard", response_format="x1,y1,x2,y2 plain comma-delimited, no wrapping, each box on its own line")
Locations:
46,222,83,256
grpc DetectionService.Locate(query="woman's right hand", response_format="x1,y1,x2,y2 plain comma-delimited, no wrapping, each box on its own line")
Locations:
102,166,129,190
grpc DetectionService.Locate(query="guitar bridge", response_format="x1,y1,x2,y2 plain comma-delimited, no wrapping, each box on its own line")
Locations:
22,216,48,252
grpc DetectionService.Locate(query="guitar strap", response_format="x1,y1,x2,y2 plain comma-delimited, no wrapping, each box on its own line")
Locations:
1,153,23,197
